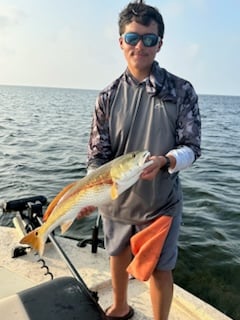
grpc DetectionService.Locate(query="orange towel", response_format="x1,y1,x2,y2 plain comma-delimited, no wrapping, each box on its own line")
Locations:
127,215,173,281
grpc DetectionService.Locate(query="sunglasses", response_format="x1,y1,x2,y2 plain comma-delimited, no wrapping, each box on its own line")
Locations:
122,32,160,47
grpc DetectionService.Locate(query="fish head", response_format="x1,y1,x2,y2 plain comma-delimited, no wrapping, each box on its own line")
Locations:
110,150,153,197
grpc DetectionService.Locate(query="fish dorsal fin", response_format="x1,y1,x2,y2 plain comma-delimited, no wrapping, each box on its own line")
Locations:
111,182,119,200
43,181,77,222
60,220,74,234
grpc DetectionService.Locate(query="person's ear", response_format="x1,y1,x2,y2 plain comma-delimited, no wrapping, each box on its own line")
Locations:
119,37,124,49
156,39,163,52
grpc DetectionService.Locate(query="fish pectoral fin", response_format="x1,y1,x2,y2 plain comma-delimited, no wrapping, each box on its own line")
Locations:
60,220,74,234
111,182,119,200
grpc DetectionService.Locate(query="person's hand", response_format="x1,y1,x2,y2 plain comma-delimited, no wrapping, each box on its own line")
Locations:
77,206,96,219
141,155,170,180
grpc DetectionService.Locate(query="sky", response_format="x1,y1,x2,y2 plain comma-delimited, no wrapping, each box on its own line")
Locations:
0,0,239,96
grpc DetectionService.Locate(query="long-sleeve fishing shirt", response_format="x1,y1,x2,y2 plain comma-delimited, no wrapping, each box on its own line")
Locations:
87,61,201,224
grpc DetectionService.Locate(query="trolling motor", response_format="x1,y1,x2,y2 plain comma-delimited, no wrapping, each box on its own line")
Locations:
1,196,48,258
2,195,47,230
2,195,47,214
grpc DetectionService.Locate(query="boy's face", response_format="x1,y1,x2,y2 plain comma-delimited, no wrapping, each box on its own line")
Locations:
119,20,162,79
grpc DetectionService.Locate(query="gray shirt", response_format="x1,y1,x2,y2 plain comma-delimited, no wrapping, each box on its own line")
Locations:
87,61,201,224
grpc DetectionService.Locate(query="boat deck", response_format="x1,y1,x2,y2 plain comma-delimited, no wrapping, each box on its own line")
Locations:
0,226,232,320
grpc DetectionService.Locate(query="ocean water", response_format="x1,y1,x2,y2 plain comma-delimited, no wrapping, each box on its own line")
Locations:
0,85,239,319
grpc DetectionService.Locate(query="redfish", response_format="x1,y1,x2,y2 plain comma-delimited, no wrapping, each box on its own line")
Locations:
20,151,152,256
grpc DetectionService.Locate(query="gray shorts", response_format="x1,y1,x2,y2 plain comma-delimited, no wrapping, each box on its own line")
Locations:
102,213,182,271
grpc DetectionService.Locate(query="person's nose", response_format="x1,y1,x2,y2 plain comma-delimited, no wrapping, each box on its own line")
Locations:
135,39,145,49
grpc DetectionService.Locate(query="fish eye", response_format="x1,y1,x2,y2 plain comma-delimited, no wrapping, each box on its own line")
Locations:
132,153,136,158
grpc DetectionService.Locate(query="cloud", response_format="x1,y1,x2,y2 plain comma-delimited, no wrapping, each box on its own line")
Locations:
0,5,26,30
0,4,27,59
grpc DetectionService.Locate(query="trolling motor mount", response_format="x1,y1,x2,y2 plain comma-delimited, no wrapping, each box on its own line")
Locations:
3,195,47,213
2,195,47,232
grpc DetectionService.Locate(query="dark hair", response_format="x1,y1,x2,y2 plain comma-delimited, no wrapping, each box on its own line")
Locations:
118,1,164,38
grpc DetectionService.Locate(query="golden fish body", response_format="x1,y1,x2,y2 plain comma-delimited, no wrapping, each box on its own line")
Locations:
20,151,152,256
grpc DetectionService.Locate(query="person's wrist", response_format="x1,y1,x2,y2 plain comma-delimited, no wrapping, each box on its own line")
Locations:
159,155,171,170
163,155,171,169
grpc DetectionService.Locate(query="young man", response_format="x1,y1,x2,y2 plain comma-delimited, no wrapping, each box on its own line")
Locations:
83,1,201,319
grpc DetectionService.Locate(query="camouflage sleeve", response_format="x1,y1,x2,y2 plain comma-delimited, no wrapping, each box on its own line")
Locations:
177,82,201,160
87,92,113,169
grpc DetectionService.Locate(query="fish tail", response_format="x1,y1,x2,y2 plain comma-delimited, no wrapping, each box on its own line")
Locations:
20,227,45,256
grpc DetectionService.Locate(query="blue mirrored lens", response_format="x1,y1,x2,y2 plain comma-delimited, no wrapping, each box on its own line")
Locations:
143,34,158,47
124,33,159,47
124,33,139,46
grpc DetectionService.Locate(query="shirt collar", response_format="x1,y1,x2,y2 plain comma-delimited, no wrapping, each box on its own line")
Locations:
124,61,167,96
